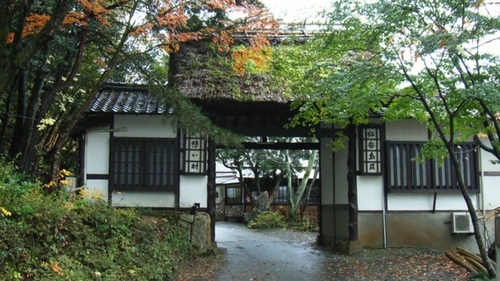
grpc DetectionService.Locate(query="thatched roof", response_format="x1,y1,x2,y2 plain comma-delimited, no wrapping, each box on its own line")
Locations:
169,40,290,104
89,30,318,113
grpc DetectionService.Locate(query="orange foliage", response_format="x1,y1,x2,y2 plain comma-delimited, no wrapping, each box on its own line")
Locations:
230,31,272,75
206,0,234,10
130,22,154,37
6,13,50,43
212,30,234,53
63,0,112,27
23,14,51,38
49,260,63,275
63,11,88,27
6,0,112,44
5,0,278,77
156,8,188,29
78,0,111,26
6,33,14,44
231,45,271,75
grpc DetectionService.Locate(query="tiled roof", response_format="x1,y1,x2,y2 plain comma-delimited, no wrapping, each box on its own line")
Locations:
88,84,168,114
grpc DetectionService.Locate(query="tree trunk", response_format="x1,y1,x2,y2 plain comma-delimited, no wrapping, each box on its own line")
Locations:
285,149,296,221
287,149,318,223
448,146,496,278
266,173,283,210
300,165,319,221
402,62,497,279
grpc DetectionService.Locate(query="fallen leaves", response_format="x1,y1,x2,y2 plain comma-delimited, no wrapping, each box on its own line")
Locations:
321,249,469,281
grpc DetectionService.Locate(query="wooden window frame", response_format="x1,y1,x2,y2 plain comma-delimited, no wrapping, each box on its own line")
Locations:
110,137,178,192
273,185,288,205
385,141,479,193
225,186,243,205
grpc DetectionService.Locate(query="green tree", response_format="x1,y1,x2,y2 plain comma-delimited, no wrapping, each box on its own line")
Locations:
217,137,318,222
0,0,277,185
217,138,286,210
288,0,498,277
284,148,318,222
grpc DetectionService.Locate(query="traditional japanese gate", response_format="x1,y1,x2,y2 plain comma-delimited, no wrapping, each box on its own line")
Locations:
190,96,357,252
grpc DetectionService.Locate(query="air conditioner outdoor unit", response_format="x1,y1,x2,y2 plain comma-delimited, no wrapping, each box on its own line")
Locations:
451,212,474,234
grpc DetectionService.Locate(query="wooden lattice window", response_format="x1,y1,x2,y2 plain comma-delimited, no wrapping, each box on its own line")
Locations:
110,138,177,191
386,142,479,192
273,185,288,204
225,186,243,205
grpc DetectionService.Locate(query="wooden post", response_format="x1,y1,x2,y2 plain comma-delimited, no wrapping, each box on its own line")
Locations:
207,139,216,243
496,213,499,277
347,125,358,241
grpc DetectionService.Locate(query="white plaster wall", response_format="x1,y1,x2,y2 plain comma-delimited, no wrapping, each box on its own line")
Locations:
85,131,110,174
387,192,477,211
356,119,497,212
179,175,208,208
320,136,334,205
334,145,349,204
83,115,183,208
114,115,176,138
111,191,175,207
84,179,108,200
479,148,500,210
480,148,498,171
482,177,500,210
385,119,428,141
83,131,110,199
357,176,384,211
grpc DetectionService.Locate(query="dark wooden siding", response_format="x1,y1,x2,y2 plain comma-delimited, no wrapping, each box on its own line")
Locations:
386,142,479,192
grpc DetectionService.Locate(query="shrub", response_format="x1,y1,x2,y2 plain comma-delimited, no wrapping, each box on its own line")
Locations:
250,211,286,229
0,159,195,281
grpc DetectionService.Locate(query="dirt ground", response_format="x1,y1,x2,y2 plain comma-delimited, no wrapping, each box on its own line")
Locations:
174,222,471,281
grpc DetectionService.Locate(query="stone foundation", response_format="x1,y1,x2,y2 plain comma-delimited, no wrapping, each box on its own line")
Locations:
179,211,213,252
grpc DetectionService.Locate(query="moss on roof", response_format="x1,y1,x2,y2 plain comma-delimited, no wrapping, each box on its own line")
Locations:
169,40,290,103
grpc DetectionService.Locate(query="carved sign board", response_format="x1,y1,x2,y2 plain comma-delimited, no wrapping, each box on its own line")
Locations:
359,126,382,175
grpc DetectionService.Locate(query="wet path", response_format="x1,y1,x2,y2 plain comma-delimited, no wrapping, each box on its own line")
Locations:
213,221,326,281
211,222,468,281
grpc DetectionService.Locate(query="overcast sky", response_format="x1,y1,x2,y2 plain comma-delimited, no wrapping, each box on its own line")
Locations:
260,0,332,23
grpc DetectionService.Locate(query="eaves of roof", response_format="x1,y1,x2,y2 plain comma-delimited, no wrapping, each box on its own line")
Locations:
88,83,168,114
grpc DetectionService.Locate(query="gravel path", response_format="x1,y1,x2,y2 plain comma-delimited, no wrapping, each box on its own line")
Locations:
175,222,470,281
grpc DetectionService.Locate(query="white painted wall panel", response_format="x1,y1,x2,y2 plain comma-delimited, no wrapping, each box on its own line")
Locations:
111,191,175,207
334,146,349,204
85,131,110,174
385,119,428,141
320,137,334,205
357,176,384,211
482,178,500,210
114,115,176,138
180,175,208,208
480,148,500,172
387,192,477,211
85,179,108,199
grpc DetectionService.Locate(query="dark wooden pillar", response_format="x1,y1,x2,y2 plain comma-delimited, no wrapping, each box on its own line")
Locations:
347,124,358,241
207,139,216,242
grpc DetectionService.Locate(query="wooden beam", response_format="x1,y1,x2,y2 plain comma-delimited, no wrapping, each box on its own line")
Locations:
240,142,319,150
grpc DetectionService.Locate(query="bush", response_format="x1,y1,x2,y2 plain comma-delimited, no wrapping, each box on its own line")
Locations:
249,211,285,229
0,159,195,281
